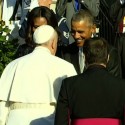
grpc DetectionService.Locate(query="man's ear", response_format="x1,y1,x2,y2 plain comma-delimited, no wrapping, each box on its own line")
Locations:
51,39,55,50
91,24,97,34
51,39,57,55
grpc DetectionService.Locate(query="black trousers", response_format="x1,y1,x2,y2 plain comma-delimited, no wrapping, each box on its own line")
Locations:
114,33,125,79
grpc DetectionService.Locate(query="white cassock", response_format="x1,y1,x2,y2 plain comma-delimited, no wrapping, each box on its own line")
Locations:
0,46,77,125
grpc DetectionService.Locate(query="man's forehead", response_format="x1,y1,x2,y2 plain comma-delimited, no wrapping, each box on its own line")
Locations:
72,20,92,29
72,21,88,28
72,19,90,25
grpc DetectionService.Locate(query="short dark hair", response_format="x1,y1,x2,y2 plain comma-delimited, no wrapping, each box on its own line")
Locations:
83,37,108,65
71,9,95,27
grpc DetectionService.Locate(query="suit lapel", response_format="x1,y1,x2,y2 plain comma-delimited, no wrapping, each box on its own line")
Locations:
70,52,81,74
68,42,81,74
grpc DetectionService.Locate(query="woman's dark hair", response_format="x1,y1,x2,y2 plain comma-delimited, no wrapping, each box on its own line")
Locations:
25,6,59,47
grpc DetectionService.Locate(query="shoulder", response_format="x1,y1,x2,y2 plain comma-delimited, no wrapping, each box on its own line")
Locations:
56,42,78,58
54,55,74,67
15,44,34,58
112,77,125,91
1,57,20,77
108,44,117,53
64,42,79,53
61,74,82,90
7,53,29,67
108,44,119,59
52,56,77,74
18,44,33,50
63,73,82,83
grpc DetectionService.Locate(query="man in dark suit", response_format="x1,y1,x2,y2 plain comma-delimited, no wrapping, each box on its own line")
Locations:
110,0,125,79
56,0,100,44
55,37,125,125
57,10,121,77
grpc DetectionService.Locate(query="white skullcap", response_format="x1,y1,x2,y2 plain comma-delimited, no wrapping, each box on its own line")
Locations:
33,25,55,44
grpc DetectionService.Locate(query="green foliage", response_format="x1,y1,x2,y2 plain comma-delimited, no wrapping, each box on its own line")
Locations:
0,20,19,76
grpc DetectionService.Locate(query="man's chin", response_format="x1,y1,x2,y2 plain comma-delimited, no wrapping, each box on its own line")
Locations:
76,41,84,47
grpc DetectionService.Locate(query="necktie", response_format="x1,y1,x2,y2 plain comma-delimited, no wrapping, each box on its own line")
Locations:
79,48,85,73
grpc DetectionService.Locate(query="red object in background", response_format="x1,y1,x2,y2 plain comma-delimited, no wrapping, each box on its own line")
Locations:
119,16,125,33
119,20,123,33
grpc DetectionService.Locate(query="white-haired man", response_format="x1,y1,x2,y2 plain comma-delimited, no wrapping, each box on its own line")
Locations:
0,25,77,125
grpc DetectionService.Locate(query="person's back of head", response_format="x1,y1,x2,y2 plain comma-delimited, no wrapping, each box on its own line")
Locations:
71,9,95,27
83,37,108,67
33,25,58,55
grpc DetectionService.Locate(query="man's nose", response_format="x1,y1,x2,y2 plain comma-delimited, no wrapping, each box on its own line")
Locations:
73,32,81,39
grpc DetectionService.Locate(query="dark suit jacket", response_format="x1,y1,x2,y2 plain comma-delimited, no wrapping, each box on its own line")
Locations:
110,0,125,27
56,42,81,74
110,0,125,79
55,65,125,125
56,42,121,77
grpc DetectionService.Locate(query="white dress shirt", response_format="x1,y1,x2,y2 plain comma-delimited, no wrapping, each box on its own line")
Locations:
79,47,85,73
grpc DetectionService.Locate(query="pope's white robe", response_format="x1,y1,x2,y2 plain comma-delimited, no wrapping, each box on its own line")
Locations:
0,46,77,125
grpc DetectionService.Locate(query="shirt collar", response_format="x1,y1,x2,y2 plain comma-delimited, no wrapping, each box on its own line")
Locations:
34,46,51,54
